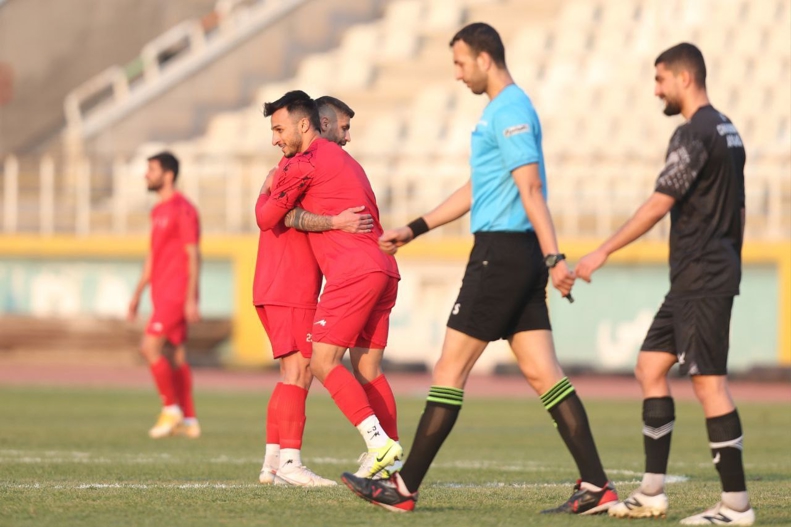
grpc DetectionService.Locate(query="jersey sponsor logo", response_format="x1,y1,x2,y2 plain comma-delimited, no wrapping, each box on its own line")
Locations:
314,319,327,326
716,123,738,135
503,123,530,137
452,303,461,315
716,123,744,148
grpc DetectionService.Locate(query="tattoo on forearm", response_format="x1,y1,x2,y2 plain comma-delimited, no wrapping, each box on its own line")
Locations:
285,207,334,232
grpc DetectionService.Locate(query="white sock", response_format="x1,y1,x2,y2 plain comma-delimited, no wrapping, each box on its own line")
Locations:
264,444,280,469
279,448,301,470
163,405,181,415
722,491,750,512
356,415,389,449
641,473,665,496
183,417,198,426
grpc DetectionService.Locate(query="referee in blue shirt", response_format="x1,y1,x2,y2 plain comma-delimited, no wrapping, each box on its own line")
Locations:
342,23,618,515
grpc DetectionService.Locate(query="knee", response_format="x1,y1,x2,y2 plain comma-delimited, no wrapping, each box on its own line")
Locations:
635,361,662,387
353,364,381,385
432,358,464,388
309,358,330,384
138,342,156,364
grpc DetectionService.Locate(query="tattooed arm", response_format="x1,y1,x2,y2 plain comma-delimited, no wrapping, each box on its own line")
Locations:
284,206,374,233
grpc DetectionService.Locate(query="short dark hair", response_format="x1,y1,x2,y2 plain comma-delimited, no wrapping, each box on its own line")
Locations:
315,95,355,118
263,90,320,130
148,151,179,182
449,22,506,67
655,43,707,88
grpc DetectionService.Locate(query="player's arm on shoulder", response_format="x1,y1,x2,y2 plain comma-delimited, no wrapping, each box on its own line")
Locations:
284,206,373,234
256,176,309,231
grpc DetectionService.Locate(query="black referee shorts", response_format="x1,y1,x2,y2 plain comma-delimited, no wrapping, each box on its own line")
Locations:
446,231,551,342
640,294,734,376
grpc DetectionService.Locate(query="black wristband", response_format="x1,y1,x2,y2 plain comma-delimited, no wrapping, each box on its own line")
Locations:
407,217,429,239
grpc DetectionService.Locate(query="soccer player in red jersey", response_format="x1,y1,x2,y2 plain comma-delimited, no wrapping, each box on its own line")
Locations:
128,152,201,439
257,91,403,478
254,98,371,487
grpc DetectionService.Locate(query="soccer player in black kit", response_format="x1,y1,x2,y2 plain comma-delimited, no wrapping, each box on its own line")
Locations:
576,43,754,525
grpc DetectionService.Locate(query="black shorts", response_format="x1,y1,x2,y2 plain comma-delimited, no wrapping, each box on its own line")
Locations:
446,231,551,342
640,295,734,376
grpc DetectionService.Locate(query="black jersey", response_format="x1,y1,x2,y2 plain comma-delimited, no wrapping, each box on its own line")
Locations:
654,105,746,297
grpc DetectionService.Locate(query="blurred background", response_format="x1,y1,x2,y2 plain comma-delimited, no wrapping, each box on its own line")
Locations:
0,0,788,375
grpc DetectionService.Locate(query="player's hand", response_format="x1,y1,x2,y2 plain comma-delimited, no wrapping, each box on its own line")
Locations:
332,206,374,233
127,296,140,321
575,249,608,283
185,299,201,324
378,226,414,255
550,260,575,298
260,167,276,195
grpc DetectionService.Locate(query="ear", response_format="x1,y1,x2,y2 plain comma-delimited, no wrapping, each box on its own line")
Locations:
477,51,492,71
320,116,330,131
679,69,693,89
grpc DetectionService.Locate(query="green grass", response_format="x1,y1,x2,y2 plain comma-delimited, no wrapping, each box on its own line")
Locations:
0,387,789,526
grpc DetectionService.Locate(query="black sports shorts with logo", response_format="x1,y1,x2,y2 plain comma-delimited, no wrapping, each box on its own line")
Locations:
447,231,551,342
640,294,734,376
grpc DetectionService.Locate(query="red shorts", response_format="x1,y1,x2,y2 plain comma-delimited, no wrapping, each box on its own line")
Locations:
146,303,187,345
312,272,398,349
255,305,316,359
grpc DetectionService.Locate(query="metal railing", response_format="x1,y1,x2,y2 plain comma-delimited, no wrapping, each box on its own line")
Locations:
62,0,309,140
1,153,788,240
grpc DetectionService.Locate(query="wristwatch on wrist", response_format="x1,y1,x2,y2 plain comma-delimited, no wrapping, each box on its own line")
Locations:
544,253,566,268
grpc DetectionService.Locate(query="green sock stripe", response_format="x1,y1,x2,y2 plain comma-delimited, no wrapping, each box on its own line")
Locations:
539,377,571,404
541,378,575,410
429,386,464,397
427,386,464,406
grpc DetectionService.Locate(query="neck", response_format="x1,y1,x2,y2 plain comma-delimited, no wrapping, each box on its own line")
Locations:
485,67,515,100
158,186,175,202
681,89,710,120
299,130,320,153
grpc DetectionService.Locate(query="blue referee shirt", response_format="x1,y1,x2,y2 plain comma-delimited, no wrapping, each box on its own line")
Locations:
469,84,546,233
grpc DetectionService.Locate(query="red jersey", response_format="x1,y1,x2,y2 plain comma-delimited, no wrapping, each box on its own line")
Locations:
150,192,200,306
257,138,399,283
253,160,322,308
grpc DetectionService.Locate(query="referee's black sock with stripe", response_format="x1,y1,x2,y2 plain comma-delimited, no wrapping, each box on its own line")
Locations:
641,397,675,495
541,377,608,488
398,386,463,493
707,410,750,512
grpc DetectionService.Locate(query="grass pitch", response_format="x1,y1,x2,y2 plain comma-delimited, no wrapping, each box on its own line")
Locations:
0,386,789,526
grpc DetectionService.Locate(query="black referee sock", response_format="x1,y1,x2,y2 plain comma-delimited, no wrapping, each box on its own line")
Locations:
643,397,675,475
398,386,463,493
541,377,608,488
707,410,747,493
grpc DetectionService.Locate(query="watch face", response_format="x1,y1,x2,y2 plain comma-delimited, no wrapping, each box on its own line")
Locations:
545,255,557,267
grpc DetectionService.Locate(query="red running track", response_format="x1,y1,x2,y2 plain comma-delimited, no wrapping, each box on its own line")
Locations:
0,365,787,402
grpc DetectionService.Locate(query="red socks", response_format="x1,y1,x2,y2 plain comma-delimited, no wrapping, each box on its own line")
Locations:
278,384,308,449
150,357,178,407
267,383,283,444
172,363,196,418
324,365,375,427
363,374,399,440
